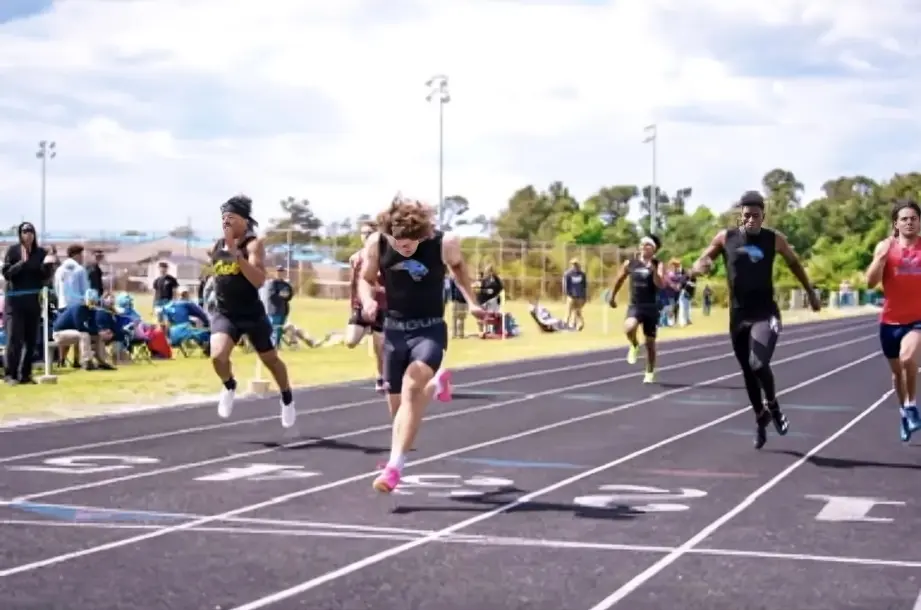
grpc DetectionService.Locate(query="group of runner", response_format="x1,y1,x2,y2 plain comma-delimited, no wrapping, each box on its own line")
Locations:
201,189,921,495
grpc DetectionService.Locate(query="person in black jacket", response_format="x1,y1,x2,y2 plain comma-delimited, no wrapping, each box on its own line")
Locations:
2,222,52,384
85,249,105,296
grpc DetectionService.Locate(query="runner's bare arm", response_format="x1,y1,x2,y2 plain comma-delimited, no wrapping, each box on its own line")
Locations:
347,252,360,303
357,233,381,305
775,232,813,291
442,234,477,305
865,238,892,289
692,229,726,277
237,237,267,287
652,261,667,289
610,260,631,298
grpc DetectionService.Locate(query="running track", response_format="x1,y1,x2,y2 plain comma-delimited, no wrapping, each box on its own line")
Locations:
2,314,919,610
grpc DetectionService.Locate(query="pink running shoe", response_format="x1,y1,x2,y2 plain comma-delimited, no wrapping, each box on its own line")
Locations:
435,369,453,402
373,465,401,493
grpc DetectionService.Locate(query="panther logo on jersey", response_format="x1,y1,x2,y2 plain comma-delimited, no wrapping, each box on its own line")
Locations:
736,245,765,263
390,259,429,281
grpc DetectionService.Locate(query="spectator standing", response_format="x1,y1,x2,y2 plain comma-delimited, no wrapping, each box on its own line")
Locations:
1,222,52,384
702,285,713,316
264,266,294,347
54,244,90,309
448,276,469,338
562,258,587,330
152,261,179,314
85,249,105,296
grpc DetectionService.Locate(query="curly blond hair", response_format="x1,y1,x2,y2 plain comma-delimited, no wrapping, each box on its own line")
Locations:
376,195,435,240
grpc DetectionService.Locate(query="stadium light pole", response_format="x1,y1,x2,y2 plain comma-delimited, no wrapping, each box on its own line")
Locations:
35,140,56,242
425,74,450,228
643,124,657,232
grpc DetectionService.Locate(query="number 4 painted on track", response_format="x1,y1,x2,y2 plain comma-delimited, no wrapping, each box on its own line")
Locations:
194,464,321,482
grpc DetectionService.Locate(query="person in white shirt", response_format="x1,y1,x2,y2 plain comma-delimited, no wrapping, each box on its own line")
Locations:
53,244,90,309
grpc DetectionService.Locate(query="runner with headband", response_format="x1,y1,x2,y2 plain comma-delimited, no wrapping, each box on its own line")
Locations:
866,199,921,442
609,234,665,383
692,190,820,449
210,195,296,428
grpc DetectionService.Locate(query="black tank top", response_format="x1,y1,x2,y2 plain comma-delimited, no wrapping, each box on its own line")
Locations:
378,232,446,320
210,233,264,316
628,257,659,306
723,227,776,313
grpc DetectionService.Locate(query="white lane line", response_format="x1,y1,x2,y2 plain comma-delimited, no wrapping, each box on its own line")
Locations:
0,339,874,579
5,517,920,571
10,329,871,504
0,318,866,461
0,315,864,434
219,351,880,610
586,389,894,610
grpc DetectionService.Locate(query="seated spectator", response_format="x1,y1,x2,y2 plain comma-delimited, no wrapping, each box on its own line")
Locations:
52,289,114,371
114,292,171,359
159,289,211,354
96,293,128,362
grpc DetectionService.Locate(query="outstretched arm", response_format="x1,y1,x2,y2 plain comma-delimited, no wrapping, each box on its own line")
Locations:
691,229,727,277
610,260,631,299
776,232,812,291
441,234,477,305
865,238,892,289
358,233,382,306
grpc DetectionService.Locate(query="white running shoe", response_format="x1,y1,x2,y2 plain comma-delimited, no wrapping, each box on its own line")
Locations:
280,399,297,428
217,388,235,419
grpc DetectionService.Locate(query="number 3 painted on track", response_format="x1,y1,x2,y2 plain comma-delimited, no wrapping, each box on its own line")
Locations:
573,484,707,513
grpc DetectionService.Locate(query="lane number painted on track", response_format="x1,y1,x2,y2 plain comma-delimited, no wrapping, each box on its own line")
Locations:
573,484,707,513
195,464,321,482
6,454,160,474
392,474,517,498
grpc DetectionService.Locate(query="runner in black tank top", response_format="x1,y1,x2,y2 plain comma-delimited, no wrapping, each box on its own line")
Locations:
358,196,483,494
609,235,666,383
210,195,296,429
692,191,821,449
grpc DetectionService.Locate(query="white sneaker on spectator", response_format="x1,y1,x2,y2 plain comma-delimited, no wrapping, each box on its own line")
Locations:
218,388,235,419
280,399,296,428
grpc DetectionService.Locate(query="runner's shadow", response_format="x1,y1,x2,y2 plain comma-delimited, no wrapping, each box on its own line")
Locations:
391,488,642,520
770,449,921,471
655,381,744,391
251,438,402,455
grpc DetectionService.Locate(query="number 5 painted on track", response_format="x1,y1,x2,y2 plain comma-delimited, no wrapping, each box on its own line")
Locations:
7,454,160,474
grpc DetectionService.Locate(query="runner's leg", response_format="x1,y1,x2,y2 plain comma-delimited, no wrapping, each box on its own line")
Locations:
210,313,241,419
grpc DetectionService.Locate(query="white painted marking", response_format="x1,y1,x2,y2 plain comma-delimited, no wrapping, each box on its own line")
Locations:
6,455,159,475
0,343,876,580
573,485,707,513
198,352,877,610
11,330,873,503
194,464,321,482
0,317,871,459
392,474,515,497
806,494,906,523
912,587,921,610
7,513,920,570
585,389,894,610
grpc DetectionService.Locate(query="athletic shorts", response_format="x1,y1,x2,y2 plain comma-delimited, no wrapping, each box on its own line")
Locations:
879,321,921,360
382,318,448,394
626,304,658,339
211,310,275,354
348,305,383,333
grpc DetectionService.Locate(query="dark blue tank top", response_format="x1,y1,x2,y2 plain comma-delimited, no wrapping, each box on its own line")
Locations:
378,232,446,320
210,233,264,317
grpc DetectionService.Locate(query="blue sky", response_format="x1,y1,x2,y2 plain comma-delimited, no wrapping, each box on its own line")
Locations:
1,0,921,239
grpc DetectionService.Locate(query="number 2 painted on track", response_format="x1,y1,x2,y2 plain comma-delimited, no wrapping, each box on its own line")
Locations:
573,484,707,513
6,454,160,474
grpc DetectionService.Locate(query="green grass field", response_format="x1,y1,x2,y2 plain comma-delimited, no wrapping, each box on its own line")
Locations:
0,296,868,422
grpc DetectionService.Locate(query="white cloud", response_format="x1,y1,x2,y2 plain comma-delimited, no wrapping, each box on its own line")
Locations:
0,0,920,239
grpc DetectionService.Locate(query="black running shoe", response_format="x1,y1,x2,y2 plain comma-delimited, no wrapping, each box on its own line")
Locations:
766,400,789,436
754,409,771,449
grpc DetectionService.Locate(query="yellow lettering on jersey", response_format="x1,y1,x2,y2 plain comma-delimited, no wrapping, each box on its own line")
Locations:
213,260,241,276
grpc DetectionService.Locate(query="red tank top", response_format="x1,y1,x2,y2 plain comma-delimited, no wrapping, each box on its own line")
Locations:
881,239,921,324
349,251,386,309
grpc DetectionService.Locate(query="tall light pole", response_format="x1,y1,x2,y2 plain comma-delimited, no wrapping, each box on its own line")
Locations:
425,74,450,228
643,124,657,232
35,140,56,242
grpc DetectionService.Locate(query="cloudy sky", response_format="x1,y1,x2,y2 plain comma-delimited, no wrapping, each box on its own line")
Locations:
1,0,920,239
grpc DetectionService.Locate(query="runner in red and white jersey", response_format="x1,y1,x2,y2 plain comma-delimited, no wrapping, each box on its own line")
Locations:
866,199,921,441
346,221,387,391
